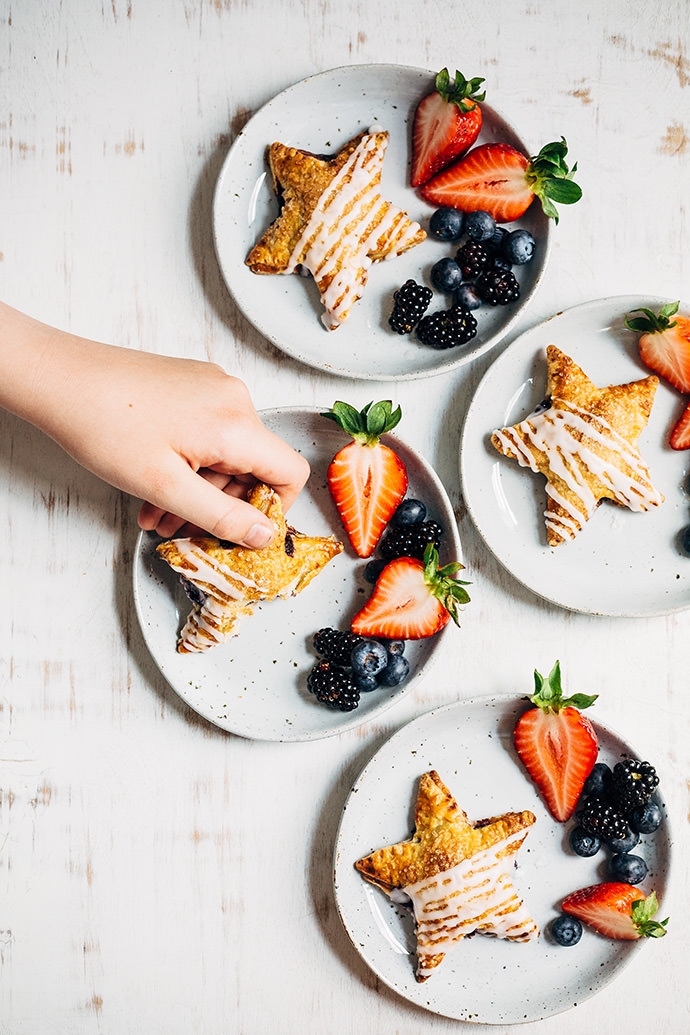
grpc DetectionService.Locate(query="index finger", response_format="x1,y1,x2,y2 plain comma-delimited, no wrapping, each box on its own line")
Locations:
212,423,311,513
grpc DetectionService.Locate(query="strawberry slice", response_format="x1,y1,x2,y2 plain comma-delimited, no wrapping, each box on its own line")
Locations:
410,68,486,187
625,301,690,394
670,399,690,450
562,884,669,941
323,400,408,558
420,138,582,224
351,544,470,639
513,661,598,822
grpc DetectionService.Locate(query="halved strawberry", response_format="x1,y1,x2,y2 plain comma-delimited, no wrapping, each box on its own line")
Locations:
351,544,470,639
670,399,690,450
410,68,485,187
420,138,582,224
562,884,669,941
513,661,598,822
626,301,690,394
323,400,408,558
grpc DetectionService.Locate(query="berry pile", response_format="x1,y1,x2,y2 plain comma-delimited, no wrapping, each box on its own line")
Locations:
550,757,665,945
365,497,444,572
307,627,410,711
388,207,535,350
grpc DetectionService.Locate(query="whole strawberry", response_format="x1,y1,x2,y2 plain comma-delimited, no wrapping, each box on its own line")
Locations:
323,400,408,558
410,68,486,187
513,661,598,822
420,138,582,224
562,884,669,941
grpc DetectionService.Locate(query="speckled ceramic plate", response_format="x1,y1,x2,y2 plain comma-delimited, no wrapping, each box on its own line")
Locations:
333,694,672,1024
132,407,463,742
460,296,690,616
213,63,551,381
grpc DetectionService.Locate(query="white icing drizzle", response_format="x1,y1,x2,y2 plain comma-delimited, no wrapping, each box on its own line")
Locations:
284,130,422,328
163,540,264,653
493,398,663,543
396,829,538,979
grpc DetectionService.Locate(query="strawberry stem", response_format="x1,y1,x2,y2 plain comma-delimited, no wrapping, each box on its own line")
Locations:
321,400,402,446
435,67,486,113
422,543,471,626
625,301,680,334
525,138,582,224
631,892,669,938
530,660,598,713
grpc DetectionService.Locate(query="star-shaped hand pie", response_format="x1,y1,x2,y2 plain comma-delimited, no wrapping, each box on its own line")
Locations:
156,483,342,653
245,127,426,330
355,771,538,982
491,345,664,546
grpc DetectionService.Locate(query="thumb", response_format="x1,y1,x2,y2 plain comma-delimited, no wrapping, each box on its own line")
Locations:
157,462,274,548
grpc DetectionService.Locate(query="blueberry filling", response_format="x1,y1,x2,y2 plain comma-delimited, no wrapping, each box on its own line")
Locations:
179,576,206,608
284,531,295,557
532,395,552,415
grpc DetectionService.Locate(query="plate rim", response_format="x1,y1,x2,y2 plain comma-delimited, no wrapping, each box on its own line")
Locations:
332,691,673,1024
459,293,690,618
132,404,464,742
211,61,553,382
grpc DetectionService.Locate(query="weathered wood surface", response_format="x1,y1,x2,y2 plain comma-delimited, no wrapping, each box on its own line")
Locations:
1,1,689,1032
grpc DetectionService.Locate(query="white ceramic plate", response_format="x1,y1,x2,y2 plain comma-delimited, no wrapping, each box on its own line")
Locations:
213,63,551,381
333,694,672,1024
133,407,464,742
460,296,690,616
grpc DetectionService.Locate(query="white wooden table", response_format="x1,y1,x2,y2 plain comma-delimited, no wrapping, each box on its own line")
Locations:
2,2,689,1032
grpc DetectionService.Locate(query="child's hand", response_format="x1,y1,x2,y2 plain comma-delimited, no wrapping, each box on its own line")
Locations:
0,304,310,547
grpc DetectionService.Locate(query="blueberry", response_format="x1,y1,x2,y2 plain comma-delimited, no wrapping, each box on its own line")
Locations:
430,257,463,293
354,673,379,693
429,207,464,241
607,827,639,853
391,498,427,527
379,654,410,687
608,852,648,884
582,762,612,799
350,639,388,677
454,283,482,310
630,800,662,834
503,228,536,265
679,525,690,557
464,210,496,242
550,915,582,947
384,640,405,657
486,226,509,253
569,825,601,858
492,256,513,272
364,559,388,584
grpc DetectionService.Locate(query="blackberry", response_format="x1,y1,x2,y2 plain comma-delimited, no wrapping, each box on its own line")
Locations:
610,760,659,815
307,661,360,711
475,267,520,305
388,279,433,334
417,305,477,349
456,240,490,279
313,628,363,667
379,519,443,561
580,797,629,842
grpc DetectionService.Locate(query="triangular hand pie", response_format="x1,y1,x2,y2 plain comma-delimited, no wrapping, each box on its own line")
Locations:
491,345,664,546
157,483,342,653
246,127,426,330
355,771,538,982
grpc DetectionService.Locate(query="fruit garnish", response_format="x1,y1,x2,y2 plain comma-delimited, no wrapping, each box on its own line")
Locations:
410,68,486,187
417,304,478,348
513,660,598,822
351,543,470,640
420,138,582,224
388,280,432,334
323,400,408,557
670,400,690,450
610,759,659,814
626,301,690,393
379,519,443,561
561,884,669,940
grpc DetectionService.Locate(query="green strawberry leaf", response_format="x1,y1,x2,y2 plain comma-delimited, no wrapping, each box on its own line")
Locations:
321,400,402,444
624,302,679,334
530,661,597,713
526,137,582,224
631,892,669,938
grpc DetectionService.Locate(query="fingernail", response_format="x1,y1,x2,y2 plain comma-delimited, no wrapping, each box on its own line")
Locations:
242,523,274,549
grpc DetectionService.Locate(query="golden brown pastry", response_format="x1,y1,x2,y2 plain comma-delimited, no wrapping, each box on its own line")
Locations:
156,483,342,653
491,345,664,546
355,771,538,981
246,127,425,330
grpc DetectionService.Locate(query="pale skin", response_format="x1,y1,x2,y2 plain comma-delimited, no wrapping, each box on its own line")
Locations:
0,303,310,547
